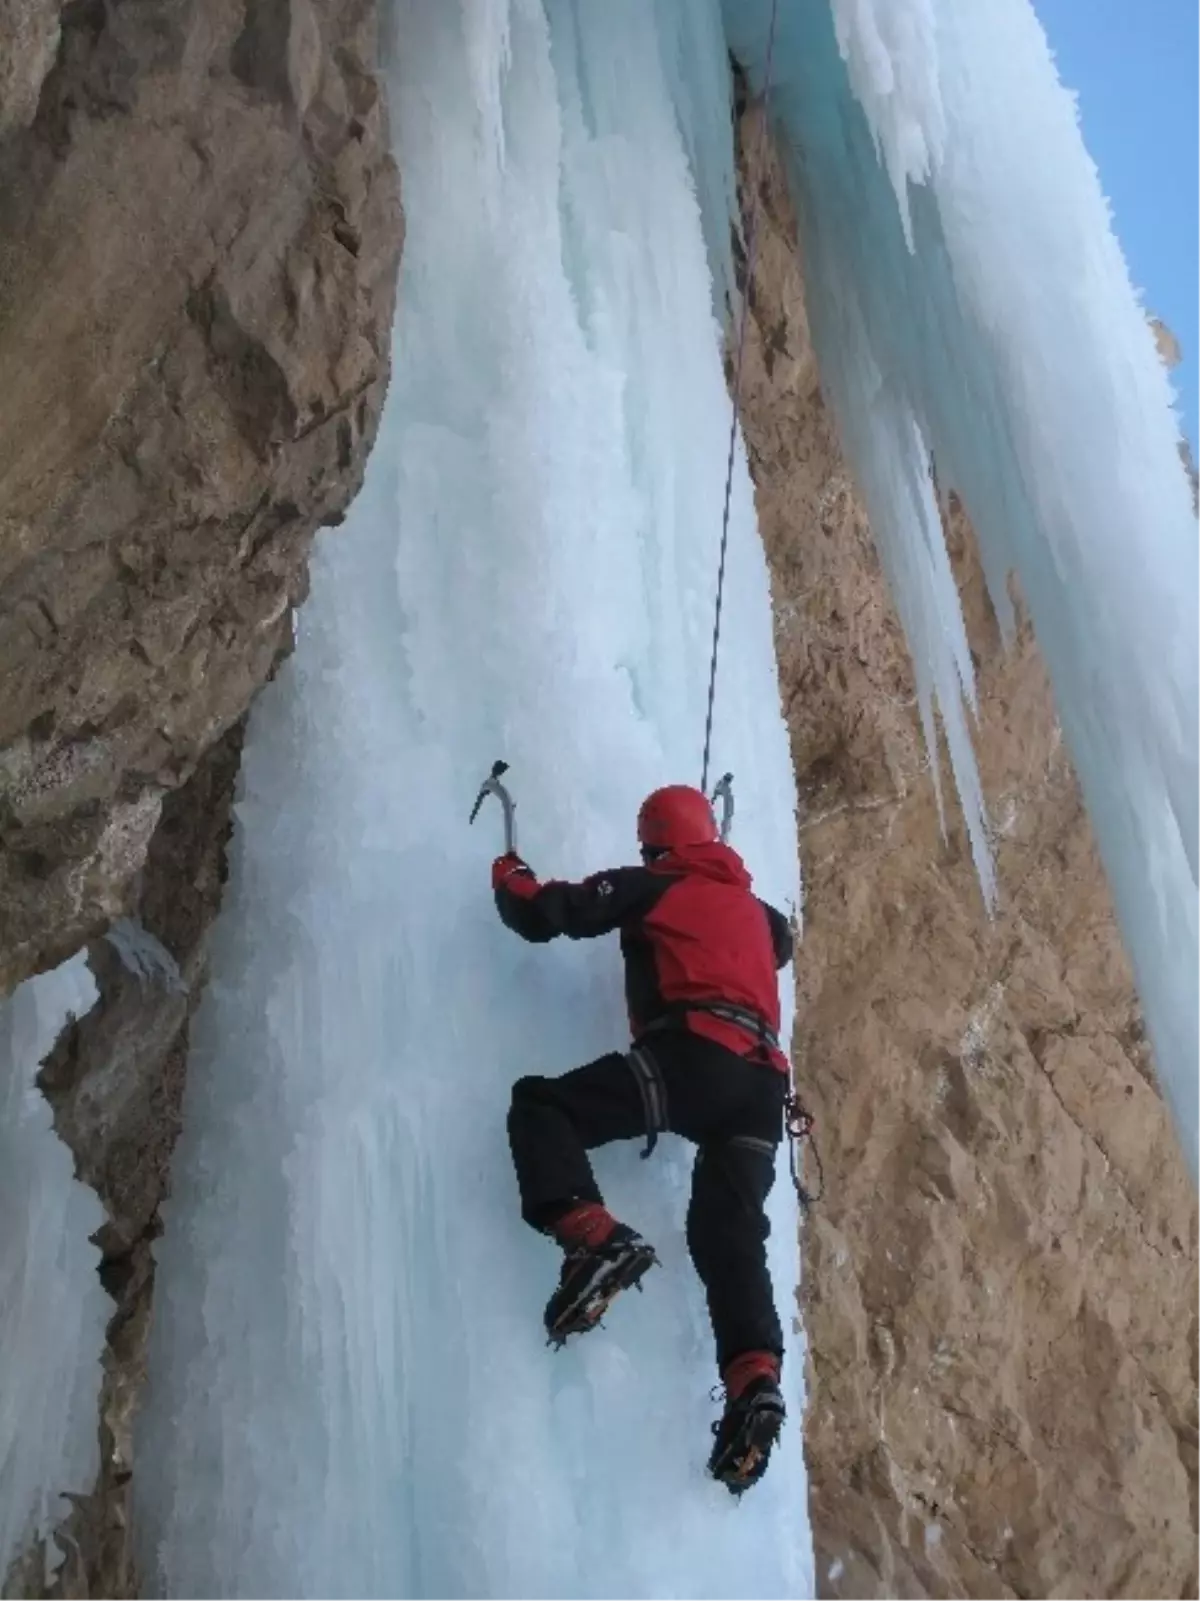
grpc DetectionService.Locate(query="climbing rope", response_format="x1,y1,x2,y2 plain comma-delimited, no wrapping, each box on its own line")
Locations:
695,9,824,1212
700,0,783,796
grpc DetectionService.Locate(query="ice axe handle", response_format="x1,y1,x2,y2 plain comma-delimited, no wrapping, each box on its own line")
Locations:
712,772,734,843
469,760,518,855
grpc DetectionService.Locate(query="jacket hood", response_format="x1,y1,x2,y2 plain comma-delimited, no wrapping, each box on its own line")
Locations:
650,839,752,889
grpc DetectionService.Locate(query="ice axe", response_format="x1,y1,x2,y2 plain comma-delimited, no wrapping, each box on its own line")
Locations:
469,759,518,855
712,771,734,843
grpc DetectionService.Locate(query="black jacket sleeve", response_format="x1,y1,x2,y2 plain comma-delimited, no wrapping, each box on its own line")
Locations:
762,900,794,970
495,866,665,944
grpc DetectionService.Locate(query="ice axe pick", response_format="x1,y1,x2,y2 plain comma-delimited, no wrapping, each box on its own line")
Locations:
469,759,518,855
712,771,734,843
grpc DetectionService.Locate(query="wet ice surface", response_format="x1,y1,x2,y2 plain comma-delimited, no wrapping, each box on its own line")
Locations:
0,954,107,1579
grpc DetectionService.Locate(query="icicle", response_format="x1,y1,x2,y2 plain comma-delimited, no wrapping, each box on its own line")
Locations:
725,0,1196,1171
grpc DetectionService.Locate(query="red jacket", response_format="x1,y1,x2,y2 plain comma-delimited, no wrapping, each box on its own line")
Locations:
494,841,792,1073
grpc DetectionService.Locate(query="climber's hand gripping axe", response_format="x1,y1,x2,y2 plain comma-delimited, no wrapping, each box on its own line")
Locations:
471,760,730,853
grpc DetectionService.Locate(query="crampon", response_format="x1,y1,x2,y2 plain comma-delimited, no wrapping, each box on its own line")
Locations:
707,1376,786,1495
544,1226,657,1349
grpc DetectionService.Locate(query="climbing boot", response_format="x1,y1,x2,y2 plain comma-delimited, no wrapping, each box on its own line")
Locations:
708,1356,786,1494
543,1209,657,1348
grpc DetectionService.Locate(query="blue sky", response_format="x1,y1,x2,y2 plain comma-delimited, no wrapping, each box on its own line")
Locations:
1032,0,1199,450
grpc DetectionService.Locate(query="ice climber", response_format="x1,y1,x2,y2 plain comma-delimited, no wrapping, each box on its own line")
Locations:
492,783,794,1493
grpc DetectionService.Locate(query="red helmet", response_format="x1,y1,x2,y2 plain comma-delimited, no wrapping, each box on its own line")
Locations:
637,785,718,851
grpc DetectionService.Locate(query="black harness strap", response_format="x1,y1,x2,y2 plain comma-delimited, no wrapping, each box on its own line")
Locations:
636,1000,781,1056
630,1016,825,1208
626,1046,669,1160
727,1133,777,1161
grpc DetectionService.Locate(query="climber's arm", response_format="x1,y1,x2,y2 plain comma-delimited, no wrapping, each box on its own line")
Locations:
493,856,662,942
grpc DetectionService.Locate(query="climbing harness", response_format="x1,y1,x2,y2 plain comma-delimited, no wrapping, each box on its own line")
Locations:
637,999,781,1057
626,1045,669,1160
700,0,783,796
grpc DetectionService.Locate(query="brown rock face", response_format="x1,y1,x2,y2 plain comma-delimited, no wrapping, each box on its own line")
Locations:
0,0,402,997
0,0,61,134
733,102,1198,1599
0,1,400,1589
7,721,246,1598
1152,318,1184,371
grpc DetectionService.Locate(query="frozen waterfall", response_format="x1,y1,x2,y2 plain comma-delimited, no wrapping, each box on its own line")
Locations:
134,3,809,1596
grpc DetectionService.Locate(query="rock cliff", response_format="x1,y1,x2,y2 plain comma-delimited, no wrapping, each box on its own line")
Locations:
734,99,1198,1600
0,0,402,997
0,0,401,1589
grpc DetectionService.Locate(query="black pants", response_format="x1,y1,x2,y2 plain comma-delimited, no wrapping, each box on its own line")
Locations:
507,1030,786,1370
